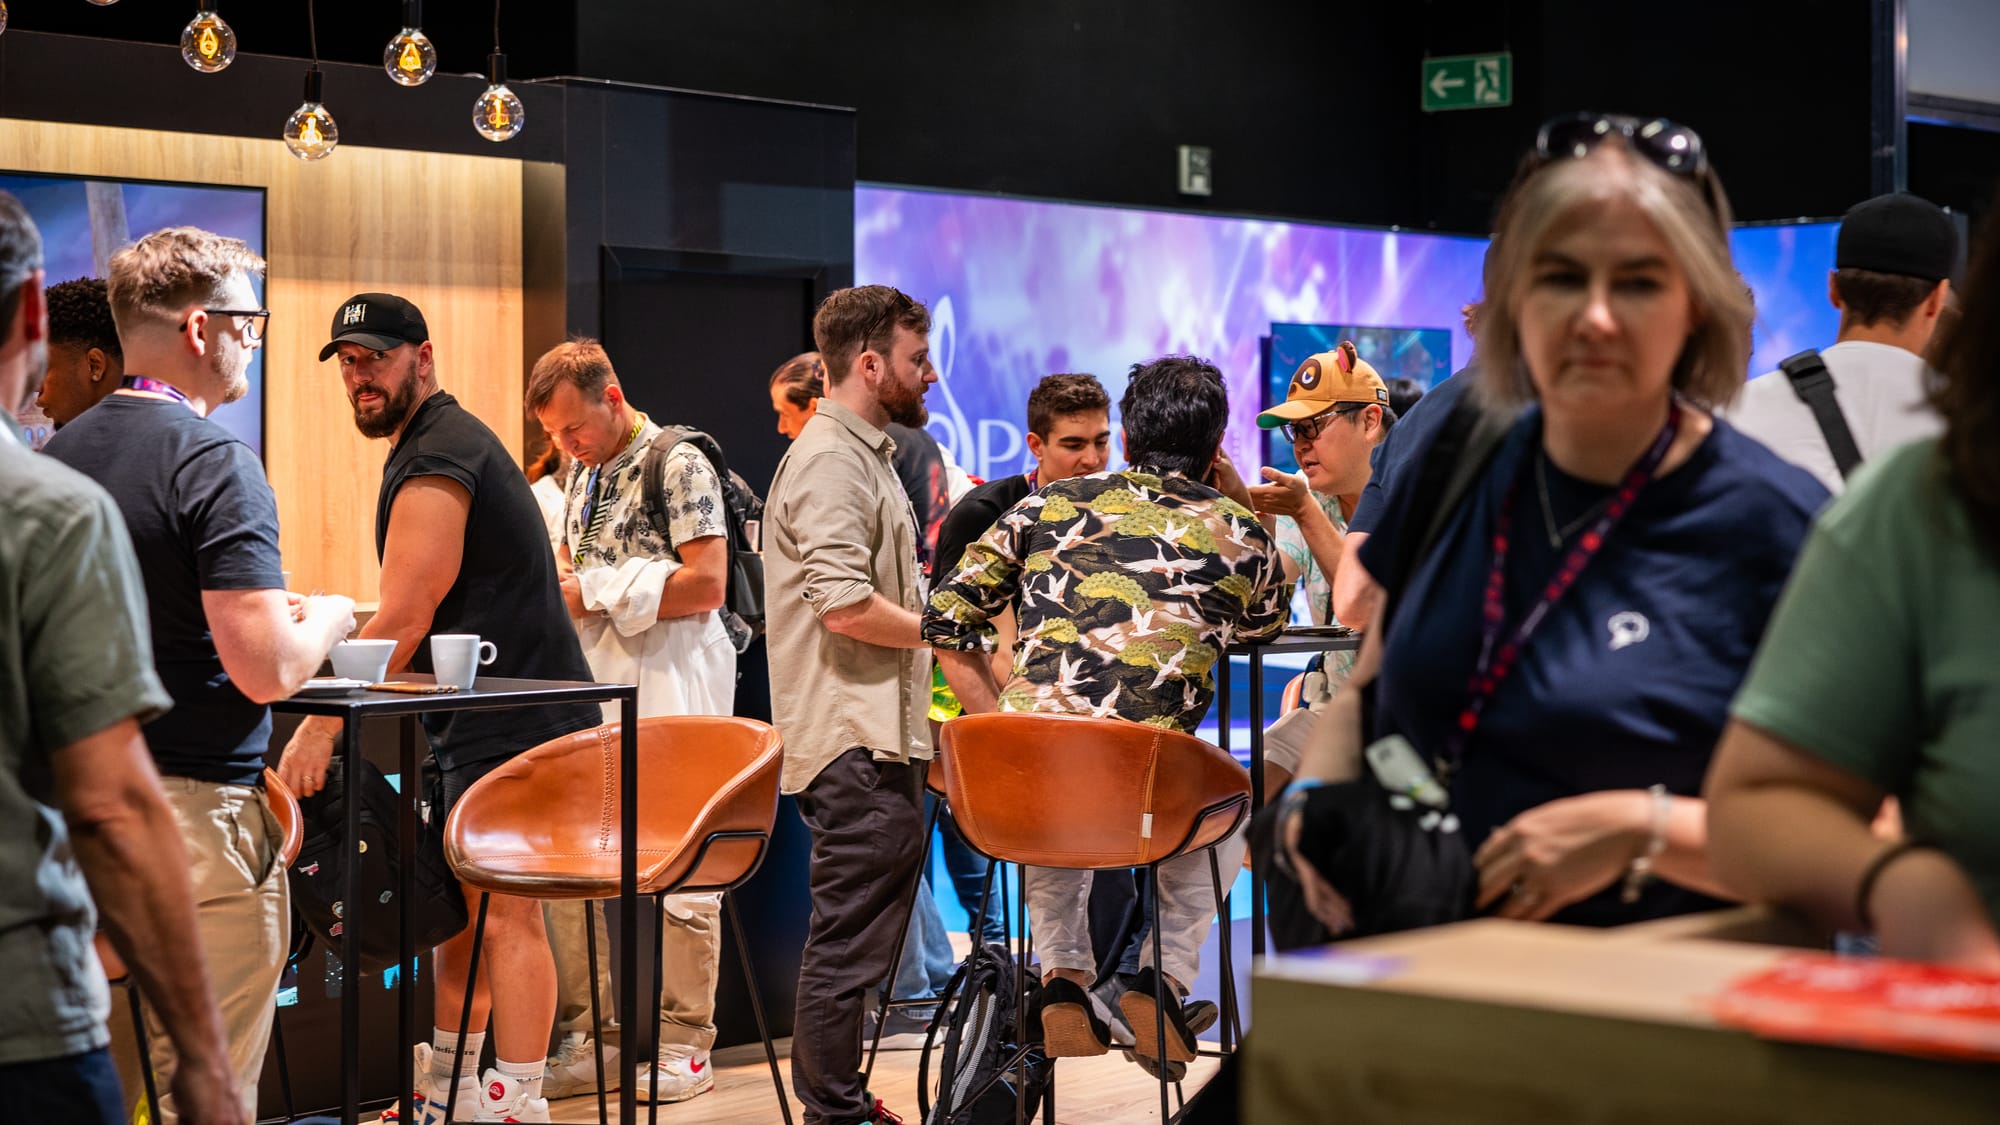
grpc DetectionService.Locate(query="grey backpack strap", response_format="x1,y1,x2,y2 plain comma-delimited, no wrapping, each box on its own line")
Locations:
1778,349,1864,480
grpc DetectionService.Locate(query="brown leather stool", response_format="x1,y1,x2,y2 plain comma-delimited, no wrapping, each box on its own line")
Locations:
441,716,791,1125
102,768,304,1124
939,711,1251,1124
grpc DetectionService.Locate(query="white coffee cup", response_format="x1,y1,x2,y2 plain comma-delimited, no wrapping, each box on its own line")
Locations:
431,634,498,689
330,638,396,683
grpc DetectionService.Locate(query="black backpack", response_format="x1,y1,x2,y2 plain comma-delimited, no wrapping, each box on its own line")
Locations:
288,755,469,972
639,426,766,648
919,942,1052,1125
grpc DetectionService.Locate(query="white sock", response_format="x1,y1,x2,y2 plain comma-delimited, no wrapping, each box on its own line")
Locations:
496,1056,544,1102
431,1028,485,1083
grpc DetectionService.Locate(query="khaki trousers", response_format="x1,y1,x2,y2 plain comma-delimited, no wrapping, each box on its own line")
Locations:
543,892,721,1055
141,777,289,1125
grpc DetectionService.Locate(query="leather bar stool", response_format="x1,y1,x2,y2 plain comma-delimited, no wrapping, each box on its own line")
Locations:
102,767,304,1124
441,716,791,1125
938,711,1251,1124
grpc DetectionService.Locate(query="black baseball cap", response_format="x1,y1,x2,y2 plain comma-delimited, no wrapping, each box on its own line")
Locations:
319,292,429,361
1836,192,1959,283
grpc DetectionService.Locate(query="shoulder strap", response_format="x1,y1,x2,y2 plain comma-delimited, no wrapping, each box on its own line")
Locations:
1377,390,1512,639
1778,349,1864,480
641,426,690,550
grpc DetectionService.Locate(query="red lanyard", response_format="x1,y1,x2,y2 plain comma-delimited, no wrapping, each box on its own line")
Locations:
1440,404,1681,782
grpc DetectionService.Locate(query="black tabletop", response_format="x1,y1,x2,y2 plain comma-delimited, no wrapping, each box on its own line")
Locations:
268,673,635,717
1227,628,1364,657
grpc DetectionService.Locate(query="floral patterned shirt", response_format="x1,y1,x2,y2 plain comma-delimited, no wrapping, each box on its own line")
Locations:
562,414,727,568
560,413,745,645
922,469,1289,732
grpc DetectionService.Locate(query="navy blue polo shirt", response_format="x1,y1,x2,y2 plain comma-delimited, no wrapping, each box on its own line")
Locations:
1358,408,1828,923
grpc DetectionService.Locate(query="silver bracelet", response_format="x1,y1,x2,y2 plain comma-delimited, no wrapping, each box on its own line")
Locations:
1620,784,1671,904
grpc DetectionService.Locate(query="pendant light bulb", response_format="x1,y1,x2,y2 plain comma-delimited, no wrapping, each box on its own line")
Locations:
85,0,120,6
384,2,437,86
181,5,236,73
473,53,525,142
0,4,9,36
283,68,338,162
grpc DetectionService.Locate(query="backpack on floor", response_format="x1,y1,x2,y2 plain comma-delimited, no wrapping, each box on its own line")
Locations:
919,942,1052,1125
639,426,766,650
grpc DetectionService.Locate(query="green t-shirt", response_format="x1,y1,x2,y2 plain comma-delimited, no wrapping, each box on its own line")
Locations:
0,427,172,1064
1732,438,2000,929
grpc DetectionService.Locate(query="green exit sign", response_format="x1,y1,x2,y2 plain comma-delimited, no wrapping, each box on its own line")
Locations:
1422,52,1512,112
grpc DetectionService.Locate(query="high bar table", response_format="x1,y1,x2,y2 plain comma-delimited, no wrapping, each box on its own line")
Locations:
1217,628,1363,958
272,674,638,1125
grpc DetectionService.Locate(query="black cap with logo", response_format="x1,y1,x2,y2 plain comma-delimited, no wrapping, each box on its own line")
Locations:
319,292,429,361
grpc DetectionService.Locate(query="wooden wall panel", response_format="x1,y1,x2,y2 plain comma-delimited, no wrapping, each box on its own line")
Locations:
0,119,539,602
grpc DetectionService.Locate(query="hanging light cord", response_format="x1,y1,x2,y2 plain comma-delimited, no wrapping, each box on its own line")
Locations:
307,0,320,66
493,0,502,53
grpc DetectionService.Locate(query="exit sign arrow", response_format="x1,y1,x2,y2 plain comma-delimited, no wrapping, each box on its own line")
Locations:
1422,52,1512,112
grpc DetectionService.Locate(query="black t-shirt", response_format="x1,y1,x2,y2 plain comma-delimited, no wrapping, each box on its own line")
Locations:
376,392,598,768
930,473,1032,592
43,393,283,784
886,423,949,568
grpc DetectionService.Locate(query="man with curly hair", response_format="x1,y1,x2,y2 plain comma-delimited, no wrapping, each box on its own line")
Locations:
923,355,1288,1071
34,277,124,427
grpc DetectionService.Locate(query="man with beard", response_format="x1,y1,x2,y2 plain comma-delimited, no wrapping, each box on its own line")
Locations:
276,293,598,1124
765,285,937,1125
43,227,357,1124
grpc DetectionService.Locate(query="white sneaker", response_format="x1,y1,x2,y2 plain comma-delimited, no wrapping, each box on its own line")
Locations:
379,1044,479,1124
634,1044,714,1104
541,1031,621,1099
473,1068,551,1123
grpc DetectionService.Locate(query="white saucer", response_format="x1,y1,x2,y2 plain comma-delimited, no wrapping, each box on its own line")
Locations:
293,677,372,697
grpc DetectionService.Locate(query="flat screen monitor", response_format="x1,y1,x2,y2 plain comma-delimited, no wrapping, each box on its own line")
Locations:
4,171,267,454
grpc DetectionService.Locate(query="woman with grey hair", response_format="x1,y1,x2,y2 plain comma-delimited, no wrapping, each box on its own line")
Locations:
1277,115,1830,936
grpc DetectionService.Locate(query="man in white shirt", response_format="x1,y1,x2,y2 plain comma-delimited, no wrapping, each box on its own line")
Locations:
1729,192,1959,494
527,338,740,1106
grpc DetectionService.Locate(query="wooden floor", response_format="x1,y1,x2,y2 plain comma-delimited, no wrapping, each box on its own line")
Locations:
548,1036,1222,1123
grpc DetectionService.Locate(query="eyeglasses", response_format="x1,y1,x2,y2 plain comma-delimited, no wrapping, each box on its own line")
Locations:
1534,113,1707,179
198,308,271,342
1280,402,1367,444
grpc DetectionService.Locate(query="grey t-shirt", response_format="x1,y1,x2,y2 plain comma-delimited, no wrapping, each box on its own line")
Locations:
0,424,172,1064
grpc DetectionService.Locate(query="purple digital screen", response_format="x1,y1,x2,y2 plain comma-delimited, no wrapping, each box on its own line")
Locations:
854,185,1840,482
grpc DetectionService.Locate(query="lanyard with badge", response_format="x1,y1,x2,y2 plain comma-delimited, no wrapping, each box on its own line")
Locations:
574,415,645,556
120,375,196,411
1367,403,1681,807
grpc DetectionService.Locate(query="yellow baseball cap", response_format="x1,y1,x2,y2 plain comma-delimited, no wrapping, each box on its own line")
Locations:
1257,340,1388,428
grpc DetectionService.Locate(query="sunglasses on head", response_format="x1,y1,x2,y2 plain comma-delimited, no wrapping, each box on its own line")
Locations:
1280,402,1367,444
1535,113,1707,179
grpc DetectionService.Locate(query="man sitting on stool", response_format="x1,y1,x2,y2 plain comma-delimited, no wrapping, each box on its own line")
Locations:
923,355,1288,1072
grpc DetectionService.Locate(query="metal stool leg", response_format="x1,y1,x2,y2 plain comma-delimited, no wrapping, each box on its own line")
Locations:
1148,865,1171,1124
443,892,491,1125
863,796,945,1085
725,893,795,1125
1208,848,1243,1051
585,902,609,1125
649,894,666,1125
272,995,296,1122
128,987,161,1125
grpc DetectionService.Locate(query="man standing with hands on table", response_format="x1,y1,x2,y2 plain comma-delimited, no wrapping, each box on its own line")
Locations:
277,294,598,1125
526,338,738,1105
43,227,356,1125
766,285,938,1125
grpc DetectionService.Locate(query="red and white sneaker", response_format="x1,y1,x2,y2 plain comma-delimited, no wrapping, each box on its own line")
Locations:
473,1069,551,1123
379,1044,477,1124
634,1044,713,1103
